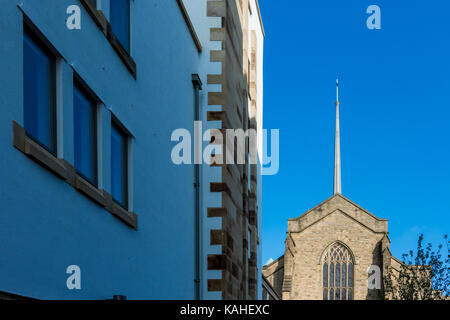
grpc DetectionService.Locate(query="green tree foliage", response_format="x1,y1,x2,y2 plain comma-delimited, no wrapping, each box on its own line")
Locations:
384,234,449,300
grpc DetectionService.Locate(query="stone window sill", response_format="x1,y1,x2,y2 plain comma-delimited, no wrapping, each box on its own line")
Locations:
12,121,138,230
79,0,137,79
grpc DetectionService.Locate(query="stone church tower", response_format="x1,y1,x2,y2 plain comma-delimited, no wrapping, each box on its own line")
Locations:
263,81,400,300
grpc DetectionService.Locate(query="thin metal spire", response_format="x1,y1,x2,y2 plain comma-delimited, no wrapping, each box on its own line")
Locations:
334,79,342,194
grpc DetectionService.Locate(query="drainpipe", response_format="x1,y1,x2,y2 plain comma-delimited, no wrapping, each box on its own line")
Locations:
192,74,203,300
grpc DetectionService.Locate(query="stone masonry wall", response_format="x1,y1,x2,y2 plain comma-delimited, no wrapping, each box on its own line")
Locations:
275,195,390,300
206,0,258,300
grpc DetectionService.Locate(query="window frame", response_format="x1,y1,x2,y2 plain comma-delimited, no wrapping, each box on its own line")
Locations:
247,227,252,294
16,13,138,230
78,0,136,78
248,228,252,259
109,0,131,53
322,242,354,300
87,0,97,8
73,76,99,187
23,23,57,156
110,117,129,210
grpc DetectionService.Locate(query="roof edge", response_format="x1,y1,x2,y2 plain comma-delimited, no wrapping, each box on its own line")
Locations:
262,254,284,269
254,0,265,37
288,193,388,222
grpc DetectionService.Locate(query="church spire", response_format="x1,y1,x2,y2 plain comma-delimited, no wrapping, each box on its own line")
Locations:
334,79,342,194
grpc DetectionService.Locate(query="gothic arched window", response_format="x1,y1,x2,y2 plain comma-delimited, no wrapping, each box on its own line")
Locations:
322,242,354,300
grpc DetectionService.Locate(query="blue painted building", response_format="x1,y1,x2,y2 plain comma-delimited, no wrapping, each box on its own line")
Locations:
0,0,204,299
0,0,265,300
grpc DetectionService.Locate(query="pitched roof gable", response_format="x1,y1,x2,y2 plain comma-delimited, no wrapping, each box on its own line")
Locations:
287,193,388,234
289,193,386,221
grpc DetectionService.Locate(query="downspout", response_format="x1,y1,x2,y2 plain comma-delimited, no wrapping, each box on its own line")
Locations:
192,74,203,300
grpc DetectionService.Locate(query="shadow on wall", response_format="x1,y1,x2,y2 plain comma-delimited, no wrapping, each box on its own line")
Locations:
366,241,384,300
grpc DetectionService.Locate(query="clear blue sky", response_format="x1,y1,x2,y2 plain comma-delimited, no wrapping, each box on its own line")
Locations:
260,0,450,264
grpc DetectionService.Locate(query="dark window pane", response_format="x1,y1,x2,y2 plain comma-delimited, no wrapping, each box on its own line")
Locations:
348,288,353,300
74,84,97,185
248,229,251,259
323,263,328,287
24,29,55,154
348,263,353,287
330,263,334,288
110,0,130,52
323,243,354,300
342,262,347,287
248,159,251,191
111,122,128,207
323,288,328,300
335,262,340,288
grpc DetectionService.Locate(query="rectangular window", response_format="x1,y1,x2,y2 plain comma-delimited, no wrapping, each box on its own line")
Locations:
110,0,130,52
248,158,251,191
111,120,128,208
23,26,56,154
248,228,251,259
248,228,252,293
247,118,251,192
74,80,97,185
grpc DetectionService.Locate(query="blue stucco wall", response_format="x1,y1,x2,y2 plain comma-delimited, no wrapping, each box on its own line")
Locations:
0,0,200,299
